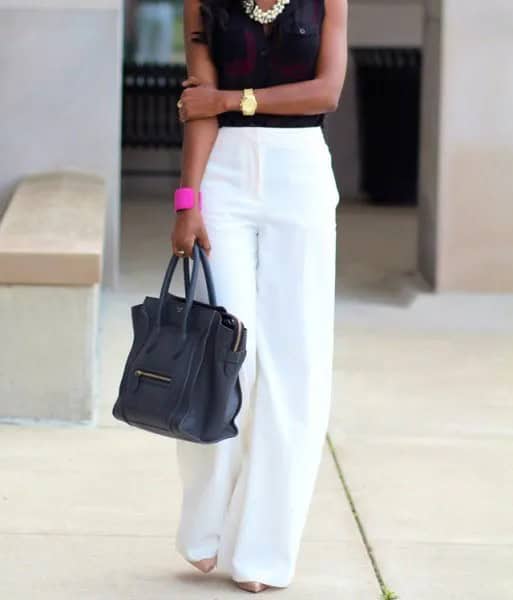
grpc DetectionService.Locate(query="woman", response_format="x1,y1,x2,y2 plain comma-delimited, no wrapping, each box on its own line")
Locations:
172,0,347,592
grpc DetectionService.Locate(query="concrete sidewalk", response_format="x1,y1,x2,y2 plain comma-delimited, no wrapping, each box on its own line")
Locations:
1,199,512,599
329,203,513,599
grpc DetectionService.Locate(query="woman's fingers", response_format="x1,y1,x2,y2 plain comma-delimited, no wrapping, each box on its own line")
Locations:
171,208,210,258
178,89,190,122
173,236,209,258
178,85,219,122
172,232,196,258
172,240,187,257
180,236,196,258
181,75,200,87
196,227,212,257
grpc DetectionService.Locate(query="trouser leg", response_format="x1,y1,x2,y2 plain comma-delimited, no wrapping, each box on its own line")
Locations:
227,224,337,586
174,213,257,562
223,129,339,586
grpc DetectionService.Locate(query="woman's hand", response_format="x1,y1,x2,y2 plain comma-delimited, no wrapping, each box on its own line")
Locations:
178,75,228,122
171,206,211,258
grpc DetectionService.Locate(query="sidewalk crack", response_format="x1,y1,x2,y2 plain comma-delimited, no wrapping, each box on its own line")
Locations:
326,433,399,600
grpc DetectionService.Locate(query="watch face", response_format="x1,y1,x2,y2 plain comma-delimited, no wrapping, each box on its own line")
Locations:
244,96,257,114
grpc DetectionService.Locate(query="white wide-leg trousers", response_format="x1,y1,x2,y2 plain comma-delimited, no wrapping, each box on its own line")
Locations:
174,125,340,588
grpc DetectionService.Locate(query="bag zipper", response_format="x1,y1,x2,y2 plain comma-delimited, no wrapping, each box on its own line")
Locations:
135,369,172,383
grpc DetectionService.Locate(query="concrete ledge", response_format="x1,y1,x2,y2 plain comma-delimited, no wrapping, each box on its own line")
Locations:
0,284,99,422
0,171,106,422
0,171,106,285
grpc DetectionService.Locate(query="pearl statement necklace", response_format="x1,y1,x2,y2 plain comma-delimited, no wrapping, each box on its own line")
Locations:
241,0,290,24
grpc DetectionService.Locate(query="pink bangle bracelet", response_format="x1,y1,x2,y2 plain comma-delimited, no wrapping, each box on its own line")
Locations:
174,187,202,212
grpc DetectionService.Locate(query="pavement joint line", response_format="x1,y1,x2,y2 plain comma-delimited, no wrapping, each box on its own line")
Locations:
326,433,398,600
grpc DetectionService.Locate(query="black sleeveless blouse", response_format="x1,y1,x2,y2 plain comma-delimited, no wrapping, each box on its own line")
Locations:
192,0,326,128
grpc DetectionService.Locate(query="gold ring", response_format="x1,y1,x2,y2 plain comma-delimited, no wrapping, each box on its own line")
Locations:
177,99,183,108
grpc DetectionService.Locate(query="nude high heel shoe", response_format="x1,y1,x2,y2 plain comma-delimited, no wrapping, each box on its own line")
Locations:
235,581,270,593
188,556,217,573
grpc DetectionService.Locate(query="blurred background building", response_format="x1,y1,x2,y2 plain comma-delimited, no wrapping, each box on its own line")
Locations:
0,0,512,421
1,0,512,294
125,0,183,64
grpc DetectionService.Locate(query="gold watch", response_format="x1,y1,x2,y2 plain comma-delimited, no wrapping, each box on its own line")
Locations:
240,88,257,116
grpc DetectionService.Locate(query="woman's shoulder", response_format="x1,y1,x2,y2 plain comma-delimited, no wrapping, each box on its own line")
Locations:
189,0,235,47
196,0,235,21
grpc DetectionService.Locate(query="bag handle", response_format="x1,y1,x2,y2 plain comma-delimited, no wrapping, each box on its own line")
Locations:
147,242,216,351
183,245,217,306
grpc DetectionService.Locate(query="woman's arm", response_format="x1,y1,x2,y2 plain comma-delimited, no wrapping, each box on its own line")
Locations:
178,0,348,121
171,0,219,258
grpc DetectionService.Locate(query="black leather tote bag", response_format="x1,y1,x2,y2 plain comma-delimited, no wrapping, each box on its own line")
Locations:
112,242,247,443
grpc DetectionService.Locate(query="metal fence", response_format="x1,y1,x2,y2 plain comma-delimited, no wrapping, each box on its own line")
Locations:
121,62,187,177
